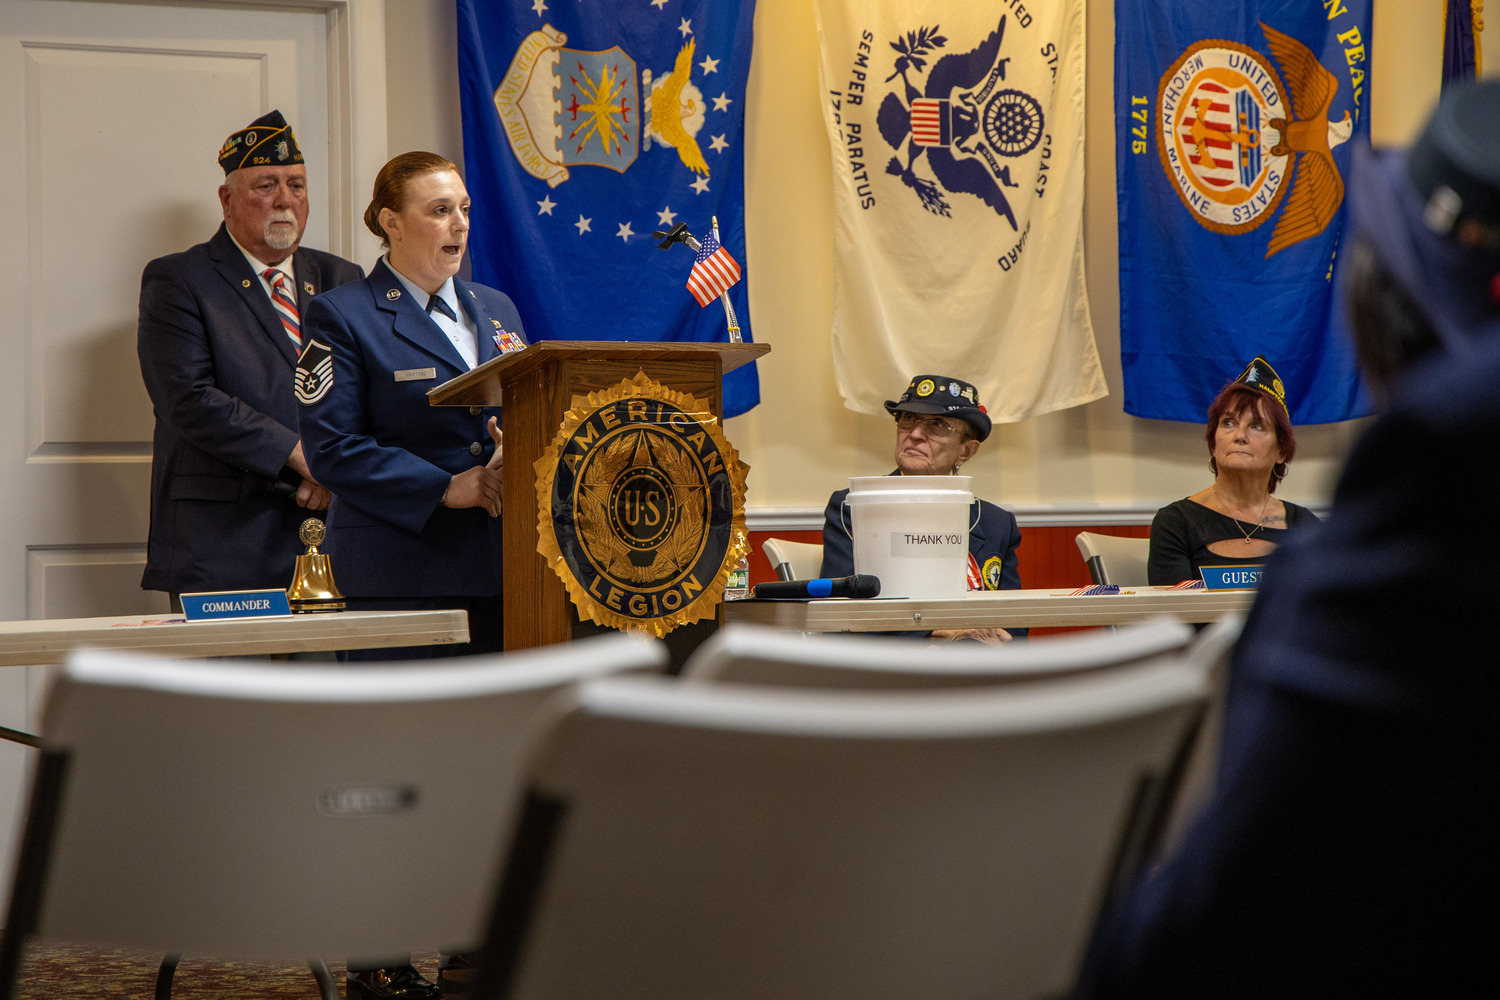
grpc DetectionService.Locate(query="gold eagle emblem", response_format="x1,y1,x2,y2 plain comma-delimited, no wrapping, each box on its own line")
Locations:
536,372,748,636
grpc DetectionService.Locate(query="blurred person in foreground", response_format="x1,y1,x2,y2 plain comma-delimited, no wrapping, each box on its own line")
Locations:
1075,80,1500,998
1147,358,1320,587
820,374,1024,643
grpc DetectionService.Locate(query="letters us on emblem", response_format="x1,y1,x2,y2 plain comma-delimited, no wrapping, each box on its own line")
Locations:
394,368,437,382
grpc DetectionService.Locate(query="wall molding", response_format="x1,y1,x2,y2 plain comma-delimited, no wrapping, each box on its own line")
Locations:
746,502,1163,532
746,500,1330,532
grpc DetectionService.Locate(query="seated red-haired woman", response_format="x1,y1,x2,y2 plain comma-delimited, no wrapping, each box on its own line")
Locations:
1148,358,1321,586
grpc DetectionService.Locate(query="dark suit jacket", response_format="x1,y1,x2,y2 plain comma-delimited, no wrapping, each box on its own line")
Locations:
1074,341,1500,997
297,258,527,598
137,224,363,593
819,475,1026,637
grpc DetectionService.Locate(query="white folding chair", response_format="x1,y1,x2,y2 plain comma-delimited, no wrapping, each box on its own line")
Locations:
681,619,1194,689
1076,531,1152,586
0,632,667,1000
1158,612,1245,855
760,538,825,581
472,661,1211,1000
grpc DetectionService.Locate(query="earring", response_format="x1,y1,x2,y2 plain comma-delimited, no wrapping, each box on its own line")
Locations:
1273,461,1289,482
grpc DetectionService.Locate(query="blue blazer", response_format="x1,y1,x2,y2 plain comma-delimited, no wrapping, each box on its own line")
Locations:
819,474,1026,637
297,258,527,598
137,224,364,594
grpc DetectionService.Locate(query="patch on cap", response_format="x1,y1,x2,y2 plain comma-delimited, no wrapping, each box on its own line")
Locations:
1234,355,1288,415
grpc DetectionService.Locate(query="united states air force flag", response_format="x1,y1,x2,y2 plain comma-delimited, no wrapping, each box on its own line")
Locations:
816,0,1106,423
1117,0,1372,424
457,0,759,416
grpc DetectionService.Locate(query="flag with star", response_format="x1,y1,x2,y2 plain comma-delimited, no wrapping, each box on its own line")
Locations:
457,0,759,416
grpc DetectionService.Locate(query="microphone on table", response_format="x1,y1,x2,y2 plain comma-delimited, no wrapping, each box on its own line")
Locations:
753,575,881,600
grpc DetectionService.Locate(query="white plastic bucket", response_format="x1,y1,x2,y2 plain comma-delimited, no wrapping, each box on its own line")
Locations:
844,475,972,599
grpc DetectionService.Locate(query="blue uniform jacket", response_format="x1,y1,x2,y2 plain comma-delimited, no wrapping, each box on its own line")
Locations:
137,224,364,594
1074,339,1500,997
819,475,1026,637
297,258,527,598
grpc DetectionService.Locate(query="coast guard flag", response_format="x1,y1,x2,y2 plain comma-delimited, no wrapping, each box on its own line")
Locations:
1117,1,1373,424
457,0,759,416
815,0,1106,423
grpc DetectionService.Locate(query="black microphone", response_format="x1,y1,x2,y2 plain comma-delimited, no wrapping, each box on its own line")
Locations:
753,574,881,600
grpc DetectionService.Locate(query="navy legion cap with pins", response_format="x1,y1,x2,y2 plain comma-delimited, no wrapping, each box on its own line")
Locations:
885,374,992,442
217,109,304,175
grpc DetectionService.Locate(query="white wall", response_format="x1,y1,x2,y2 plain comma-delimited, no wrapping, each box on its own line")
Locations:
383,0,1463,524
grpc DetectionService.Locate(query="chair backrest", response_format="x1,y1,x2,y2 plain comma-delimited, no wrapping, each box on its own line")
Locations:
680,618,1194,689
0,632,667,970
1076,531,1152,586
1158,612,1244,854
475,663,1210,1000
760,537,824,581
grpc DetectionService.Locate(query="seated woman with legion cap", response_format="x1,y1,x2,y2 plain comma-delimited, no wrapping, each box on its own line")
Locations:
820,374,1024,643
1147,357,1320,587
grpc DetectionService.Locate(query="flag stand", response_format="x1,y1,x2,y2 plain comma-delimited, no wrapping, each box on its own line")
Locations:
651,221,743,343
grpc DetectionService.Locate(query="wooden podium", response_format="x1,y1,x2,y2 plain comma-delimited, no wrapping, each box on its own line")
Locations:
429,341,769,651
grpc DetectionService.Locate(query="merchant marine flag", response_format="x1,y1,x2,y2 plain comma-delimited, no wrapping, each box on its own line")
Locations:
1116,0,1373,423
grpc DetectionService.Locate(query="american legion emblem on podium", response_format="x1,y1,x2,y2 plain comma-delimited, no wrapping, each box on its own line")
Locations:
534,371,749,636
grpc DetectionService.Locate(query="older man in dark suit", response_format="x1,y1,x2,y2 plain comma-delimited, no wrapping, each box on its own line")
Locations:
138,110,364,599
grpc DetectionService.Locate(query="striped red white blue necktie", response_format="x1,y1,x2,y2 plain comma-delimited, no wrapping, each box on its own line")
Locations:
264,269,301,350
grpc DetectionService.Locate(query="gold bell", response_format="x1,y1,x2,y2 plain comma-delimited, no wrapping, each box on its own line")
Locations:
288,518,345,613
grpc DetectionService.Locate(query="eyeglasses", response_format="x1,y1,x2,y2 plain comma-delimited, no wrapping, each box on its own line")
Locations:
895,412,962,439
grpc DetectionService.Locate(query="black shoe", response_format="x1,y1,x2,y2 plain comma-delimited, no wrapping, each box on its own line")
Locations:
436,953,478,997
347,965,443,999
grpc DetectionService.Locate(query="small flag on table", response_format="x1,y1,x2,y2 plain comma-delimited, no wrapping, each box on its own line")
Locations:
1069,584,1122,597
686,233,742,307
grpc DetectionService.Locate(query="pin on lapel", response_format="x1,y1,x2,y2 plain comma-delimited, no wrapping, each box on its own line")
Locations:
242,279,252,288
303,281,315,295
386,288,401,301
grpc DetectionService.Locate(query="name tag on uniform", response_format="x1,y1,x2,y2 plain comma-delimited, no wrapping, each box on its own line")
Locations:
394,368,437,382
1199,565,1264,590
180,589,293,621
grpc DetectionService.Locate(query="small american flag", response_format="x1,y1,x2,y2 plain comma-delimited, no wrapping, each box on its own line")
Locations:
1068,584,1121,597
686,233,742,307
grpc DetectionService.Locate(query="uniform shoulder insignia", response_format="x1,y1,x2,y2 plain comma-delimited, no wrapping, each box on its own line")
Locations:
295,340,334,405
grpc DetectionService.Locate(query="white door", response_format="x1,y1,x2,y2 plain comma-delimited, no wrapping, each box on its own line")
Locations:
0,0,382,908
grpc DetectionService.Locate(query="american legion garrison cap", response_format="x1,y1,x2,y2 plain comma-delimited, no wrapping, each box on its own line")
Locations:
1348,79,1500,348
218,110,304,175
1233,356,1288,416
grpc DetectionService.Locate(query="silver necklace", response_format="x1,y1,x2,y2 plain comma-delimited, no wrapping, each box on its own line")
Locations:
1213,486,1272,544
